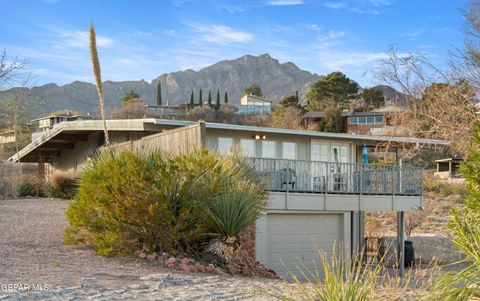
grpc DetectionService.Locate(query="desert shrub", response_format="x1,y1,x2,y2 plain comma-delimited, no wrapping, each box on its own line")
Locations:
18,182,38,197
423,172,466,196
64,149,267,256
45,170,79,199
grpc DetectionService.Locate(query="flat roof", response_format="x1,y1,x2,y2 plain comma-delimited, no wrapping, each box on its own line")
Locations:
9,118,450,162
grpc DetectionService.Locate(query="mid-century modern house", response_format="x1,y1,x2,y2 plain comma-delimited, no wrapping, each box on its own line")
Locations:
9,118,447,277
238,94,272,115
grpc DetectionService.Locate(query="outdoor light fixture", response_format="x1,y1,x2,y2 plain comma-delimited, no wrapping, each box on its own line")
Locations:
253,134,267,140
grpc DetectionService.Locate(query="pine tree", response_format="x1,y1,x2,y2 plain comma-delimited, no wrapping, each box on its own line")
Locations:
156,82,162,106
216,90,220,109
199,89,203,106
208,90,212,106
190,90,194,106
296,90,299,103
224,91,228,104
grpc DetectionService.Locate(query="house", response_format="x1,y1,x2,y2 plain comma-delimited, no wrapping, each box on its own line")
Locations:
9,118,448,277
238,94,272,115
0,125,31,159
434,158,463,179
303,104,406,136
145,104,189,119
31,111,92,141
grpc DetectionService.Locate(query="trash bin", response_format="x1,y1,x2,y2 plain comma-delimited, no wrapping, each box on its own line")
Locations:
404,240,415,267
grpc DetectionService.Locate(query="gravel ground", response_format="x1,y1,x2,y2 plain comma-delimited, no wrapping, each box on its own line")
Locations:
0,198,292,301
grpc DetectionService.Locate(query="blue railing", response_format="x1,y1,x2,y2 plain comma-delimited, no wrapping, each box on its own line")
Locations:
249,158,423,196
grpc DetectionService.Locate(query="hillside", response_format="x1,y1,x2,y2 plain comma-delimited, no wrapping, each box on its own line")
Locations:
0,54,320,117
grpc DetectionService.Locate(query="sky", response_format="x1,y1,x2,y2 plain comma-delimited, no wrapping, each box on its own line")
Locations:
0,0,467,88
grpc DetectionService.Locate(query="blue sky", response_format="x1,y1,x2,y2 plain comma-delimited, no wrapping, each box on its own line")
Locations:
0,0,466,87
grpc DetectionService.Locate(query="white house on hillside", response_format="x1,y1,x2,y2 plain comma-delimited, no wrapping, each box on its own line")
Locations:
238,94,272,115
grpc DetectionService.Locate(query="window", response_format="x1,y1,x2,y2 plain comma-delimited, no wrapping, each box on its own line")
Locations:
262,140,276,158
240,139,256,157
367,116,375,124
374,116,384,124
218,137,234,155
282,142,297,160
349,117,358,125
358,117,367,125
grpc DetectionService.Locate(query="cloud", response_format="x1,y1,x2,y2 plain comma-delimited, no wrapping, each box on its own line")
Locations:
266,0,304,6
58,30,114,48
191,24,253,43
305,24,322,31
401,28,425,38
324,2,347,9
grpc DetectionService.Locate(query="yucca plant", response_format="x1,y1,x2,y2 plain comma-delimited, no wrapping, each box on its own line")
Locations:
273,248,383,301
89,23,110,147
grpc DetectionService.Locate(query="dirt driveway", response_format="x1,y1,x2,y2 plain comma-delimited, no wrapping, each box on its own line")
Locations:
0,198,290,300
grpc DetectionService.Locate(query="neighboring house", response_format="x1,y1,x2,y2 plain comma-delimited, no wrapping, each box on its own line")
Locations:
31,111,92,141
145,104,189,119
9,118,447,277
434,158,463,180
238,94,272,115
304,104,406,136
0,125,31,159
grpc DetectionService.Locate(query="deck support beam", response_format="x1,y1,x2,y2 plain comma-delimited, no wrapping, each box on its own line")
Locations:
397,211,405,278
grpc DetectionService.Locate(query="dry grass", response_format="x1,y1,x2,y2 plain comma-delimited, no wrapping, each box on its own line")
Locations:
0,161,41,197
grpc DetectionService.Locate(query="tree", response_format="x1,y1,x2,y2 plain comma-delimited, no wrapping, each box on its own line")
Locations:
190,90,194,106
216,89,220,109
279,94,302,110
198,89,203,106
89,23,110,146
112,100,146,119
306,72,359,111
359,87,384,111
207,90,212,106
270,106,304,130
224,91,228,104
0,49,27,89
244,84,263,97
374,45,475,157
156,82,162,106
121,90,140,106
318,105,344,133
188,105,215,122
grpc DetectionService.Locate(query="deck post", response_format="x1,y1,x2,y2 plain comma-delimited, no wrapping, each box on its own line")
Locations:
397,211,405,278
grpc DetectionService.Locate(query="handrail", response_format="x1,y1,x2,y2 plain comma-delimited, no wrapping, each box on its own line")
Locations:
248,157,423,196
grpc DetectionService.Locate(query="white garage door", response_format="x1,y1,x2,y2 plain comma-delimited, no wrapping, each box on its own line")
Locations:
263,213,343,278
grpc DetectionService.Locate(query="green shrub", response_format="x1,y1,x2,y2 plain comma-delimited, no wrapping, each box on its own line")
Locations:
18,182,38,197
64,149,267,256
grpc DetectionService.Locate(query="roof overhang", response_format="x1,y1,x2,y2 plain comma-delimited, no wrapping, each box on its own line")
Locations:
9,119,157,163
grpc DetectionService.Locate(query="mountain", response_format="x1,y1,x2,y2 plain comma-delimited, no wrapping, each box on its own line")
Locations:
371,85,406,106
0,54,321,117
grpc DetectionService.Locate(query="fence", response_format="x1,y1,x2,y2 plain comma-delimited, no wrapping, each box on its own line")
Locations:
103,123,205,156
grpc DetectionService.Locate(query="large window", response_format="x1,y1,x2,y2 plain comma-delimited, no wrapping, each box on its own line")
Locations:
262,140,277,158
218,137,234,155
350,115,384,125
240,139,256,157
282,142,297,160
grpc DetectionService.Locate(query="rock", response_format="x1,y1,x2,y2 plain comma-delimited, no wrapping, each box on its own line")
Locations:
146,252,158,261
167,262,180,270
180,257,191,265
138,252,147,259
194,263,206,273
161,252,169,258
167,257,177,264
243,240,254,250
180,263,194,273
206,264,219,274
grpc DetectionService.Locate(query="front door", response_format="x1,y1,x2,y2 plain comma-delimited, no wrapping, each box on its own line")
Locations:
311,141,350,191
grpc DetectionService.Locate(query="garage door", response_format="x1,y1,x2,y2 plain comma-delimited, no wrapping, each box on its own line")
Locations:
263,213,343,278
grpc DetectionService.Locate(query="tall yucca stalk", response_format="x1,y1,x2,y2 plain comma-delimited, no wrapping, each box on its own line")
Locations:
89,23,110,147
